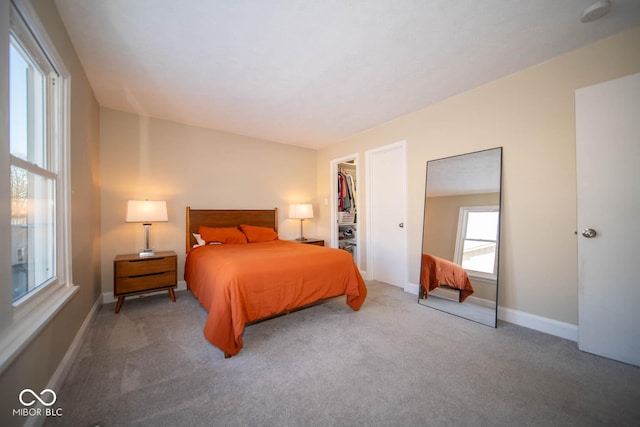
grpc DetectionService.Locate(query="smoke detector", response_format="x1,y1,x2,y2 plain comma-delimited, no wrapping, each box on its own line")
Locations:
581,0,612,23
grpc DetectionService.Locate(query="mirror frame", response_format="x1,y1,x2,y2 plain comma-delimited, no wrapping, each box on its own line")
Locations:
418,147,503,327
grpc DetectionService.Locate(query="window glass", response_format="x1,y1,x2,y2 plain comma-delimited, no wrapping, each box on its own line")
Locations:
465,211,499,241
461,240,497,274
9,37,47,169
9,30,58,303
456,208,499,278
11,166,56,301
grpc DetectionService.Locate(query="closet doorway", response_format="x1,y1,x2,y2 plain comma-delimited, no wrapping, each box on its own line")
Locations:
330,154,360,269
366,141,407,288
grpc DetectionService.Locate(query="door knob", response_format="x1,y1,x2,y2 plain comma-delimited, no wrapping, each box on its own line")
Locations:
399,223,404,228
582,228,597,238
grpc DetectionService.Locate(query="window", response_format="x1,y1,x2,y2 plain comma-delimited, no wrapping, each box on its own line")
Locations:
10,18,60,303
454,206,499,280
1,0,75,372
10,32,59,303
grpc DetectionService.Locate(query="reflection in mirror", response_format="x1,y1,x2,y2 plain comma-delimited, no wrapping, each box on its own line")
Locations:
419,147,502,327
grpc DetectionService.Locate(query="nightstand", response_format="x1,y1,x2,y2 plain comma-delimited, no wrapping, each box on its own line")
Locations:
113,251,177,313
290,238,324,246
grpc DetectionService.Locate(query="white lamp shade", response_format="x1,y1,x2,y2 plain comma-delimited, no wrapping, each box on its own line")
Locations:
289,203,314,219
125,200,168,223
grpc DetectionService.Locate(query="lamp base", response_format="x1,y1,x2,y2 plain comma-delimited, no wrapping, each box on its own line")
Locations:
139,223,155,257
296,219,308,242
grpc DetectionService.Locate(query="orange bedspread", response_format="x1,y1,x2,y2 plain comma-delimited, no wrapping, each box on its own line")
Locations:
185,240,367,356
420,253,474,302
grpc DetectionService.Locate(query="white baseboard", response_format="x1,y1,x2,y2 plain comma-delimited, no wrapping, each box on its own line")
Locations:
498,306,578,342
405,282,419,295
102,280,188,304
405,281,578,342
24,293,102,427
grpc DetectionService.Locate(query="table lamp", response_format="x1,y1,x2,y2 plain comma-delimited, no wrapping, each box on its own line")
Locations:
289,203,314,241
126,200,168,256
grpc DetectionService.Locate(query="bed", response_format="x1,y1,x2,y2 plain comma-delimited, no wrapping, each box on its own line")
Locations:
184,207,367,357
419,253,474,302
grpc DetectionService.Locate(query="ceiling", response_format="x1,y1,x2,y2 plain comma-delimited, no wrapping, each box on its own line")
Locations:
54,0,640,149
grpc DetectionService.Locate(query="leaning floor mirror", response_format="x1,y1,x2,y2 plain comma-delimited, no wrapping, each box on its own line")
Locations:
419,147,502,327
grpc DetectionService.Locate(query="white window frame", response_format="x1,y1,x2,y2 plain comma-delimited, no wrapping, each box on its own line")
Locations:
453,205,499,281
0,0,77,373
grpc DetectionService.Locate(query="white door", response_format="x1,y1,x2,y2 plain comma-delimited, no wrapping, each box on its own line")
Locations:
367,142,407,288
575,72,640,367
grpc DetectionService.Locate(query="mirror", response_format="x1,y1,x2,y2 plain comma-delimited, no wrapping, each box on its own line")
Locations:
419,147,502,327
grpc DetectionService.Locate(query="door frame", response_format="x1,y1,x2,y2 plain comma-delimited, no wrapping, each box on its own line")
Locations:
330,153,361,269
366,140,408,288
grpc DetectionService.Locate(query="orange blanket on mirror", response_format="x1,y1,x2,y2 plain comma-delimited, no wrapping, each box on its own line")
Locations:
185,240,367,356
420,253,474,302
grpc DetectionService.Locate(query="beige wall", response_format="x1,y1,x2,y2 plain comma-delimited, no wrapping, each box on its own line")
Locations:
99,109,318,294
0,1,101,425
317,26,640,325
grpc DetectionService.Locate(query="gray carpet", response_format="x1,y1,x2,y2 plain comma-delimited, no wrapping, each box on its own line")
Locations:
46,281,640,426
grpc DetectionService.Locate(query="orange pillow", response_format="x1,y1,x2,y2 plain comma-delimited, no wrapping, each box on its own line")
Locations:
239,224,278,243
198,226,247,244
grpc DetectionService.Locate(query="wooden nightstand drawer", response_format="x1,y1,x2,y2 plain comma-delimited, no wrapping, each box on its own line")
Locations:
116,256,175,277
117,271,177,294
113,251,177,313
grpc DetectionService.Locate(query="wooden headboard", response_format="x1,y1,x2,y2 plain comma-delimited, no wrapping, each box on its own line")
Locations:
186,207,279,253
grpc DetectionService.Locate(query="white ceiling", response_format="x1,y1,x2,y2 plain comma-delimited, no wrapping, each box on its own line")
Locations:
54,0,640,149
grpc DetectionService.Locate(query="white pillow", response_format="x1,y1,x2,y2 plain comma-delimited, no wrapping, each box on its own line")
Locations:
193,233,205,246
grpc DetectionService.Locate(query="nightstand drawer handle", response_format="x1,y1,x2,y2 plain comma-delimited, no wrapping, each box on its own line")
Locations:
129,271,167,279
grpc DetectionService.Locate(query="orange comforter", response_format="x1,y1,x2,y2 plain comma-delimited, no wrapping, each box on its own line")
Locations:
185,240,367,356
420,253,474,302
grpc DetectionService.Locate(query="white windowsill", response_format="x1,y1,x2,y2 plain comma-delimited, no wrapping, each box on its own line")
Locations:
0,284,78,374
